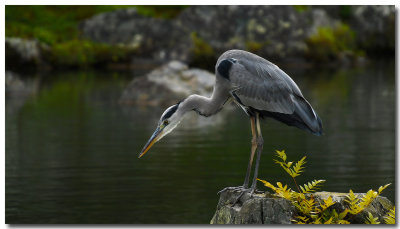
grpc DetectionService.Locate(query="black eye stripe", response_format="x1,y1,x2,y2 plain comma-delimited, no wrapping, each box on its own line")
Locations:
162,103,179,121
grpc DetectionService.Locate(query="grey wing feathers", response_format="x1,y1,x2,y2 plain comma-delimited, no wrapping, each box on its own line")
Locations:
230,57,301,114
217,49,322,135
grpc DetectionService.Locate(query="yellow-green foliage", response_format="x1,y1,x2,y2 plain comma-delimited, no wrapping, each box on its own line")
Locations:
274,150,306,178
5,5,185,68
190,32,216,69
365,212,380,224
134,5,187,19
305,23,361,62
258,150,393,224
293,5,310,13
191,32,214,58
245,41,270,53
384,206,395,224
51,40,134,67
5,6,186,45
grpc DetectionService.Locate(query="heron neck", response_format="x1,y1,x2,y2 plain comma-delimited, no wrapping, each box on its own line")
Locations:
180,87,229,117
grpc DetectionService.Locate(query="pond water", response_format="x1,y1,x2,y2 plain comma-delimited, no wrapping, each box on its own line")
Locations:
6,61,395,223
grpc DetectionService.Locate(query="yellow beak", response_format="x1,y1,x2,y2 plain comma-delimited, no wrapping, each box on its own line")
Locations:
138,126,162,158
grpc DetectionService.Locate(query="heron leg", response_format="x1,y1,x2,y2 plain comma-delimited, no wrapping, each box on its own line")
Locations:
250,113,263,193
242,116,257,189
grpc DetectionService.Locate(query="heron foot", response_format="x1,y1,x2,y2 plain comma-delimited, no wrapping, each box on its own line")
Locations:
217,186,249,195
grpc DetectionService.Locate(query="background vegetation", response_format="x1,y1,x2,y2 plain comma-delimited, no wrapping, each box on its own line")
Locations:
6,6,186,44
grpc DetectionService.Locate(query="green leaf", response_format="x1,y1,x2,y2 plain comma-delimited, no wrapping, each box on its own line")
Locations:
365,212,380,224
290,156,306,177
324,217,333,224
384,206,395,224
338,208,349,220
300,180,325,193
275,150,287,162
378,183,391,194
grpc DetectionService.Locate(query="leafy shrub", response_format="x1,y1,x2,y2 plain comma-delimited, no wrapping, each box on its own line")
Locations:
305,23,363,62
50,40,134,67
190,32,216,69
258,150,394,224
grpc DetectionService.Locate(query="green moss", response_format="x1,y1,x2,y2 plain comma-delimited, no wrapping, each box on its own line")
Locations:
339,6,352,20
305,23,360,62
134,5,188,19
246,41,263,53
293,5,310,13
190,32,216,69
245,40,270,53
50,40,134,68
6,5,186,68
191,32,214,57
5,6,130,45
5,5,186,45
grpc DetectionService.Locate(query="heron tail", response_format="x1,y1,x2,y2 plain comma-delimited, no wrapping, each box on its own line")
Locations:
291,95,323,136
259,95,323,136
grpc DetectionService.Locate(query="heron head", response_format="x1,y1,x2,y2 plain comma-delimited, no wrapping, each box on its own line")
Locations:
139,103,183,158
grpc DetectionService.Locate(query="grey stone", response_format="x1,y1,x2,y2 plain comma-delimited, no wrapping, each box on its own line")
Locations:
80,6,395,64
119,60,215,106
210,189,394,224
350,6,395,52
5,37,50,72
210,190,295,224
79,8,191,62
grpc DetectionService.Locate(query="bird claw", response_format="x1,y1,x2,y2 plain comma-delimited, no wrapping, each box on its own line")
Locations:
217,186,249,195
217,186,259,206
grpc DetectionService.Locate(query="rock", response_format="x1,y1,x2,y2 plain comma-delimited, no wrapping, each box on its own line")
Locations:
5,71,39,115
80,6,394,65
119,60,215,106
350,6,395,53
306,8,339,37
211,190,296,224
81,6,311,63
176,6,310,61
79,8,191,62
5,37,50,72
211,189,394,224
312,191,394,224
5,71,36,96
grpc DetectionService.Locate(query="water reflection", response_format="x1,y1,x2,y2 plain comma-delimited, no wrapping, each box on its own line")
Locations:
6,62,395,223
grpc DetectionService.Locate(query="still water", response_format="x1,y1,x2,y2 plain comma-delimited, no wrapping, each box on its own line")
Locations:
6,61,395,223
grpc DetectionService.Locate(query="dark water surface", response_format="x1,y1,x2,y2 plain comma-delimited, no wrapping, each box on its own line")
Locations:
6,62,395,223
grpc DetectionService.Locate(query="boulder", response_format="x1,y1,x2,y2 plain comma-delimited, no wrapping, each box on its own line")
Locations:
176,6,310,62
211,189,394,224
5,71,39,115
79,8,191,62
119,61,215,106
211,190,295,224
5,37,50,72
80,6,395,65
350,6,395,53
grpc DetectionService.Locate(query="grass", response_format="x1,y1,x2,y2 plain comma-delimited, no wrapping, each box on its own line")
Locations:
5,5,186,45
5,5,186,68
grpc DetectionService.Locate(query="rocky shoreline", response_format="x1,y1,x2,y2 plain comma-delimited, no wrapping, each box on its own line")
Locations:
5,6,395,74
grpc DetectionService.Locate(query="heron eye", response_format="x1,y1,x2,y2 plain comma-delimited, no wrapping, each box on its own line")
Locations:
163,120,169,125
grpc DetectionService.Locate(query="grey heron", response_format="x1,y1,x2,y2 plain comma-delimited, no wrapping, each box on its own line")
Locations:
139,49,322,194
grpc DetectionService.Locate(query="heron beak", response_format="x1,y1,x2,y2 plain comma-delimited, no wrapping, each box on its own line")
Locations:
139,126,163,158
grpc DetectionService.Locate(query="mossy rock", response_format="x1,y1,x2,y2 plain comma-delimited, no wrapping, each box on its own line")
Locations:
49,40,136,68
211,189,394,224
